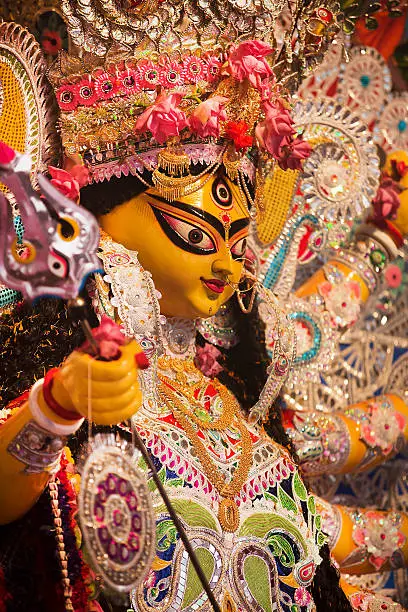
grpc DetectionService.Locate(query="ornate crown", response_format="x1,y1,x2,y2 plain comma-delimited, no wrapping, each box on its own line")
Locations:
44,0,341,203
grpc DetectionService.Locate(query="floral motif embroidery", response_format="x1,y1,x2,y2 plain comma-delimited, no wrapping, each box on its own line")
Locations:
283,410,350,475
350,591,404,611
318,278,362,327
351,510,405,570
346,397,406,456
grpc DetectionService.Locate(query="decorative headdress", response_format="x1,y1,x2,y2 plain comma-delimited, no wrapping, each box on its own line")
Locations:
42,0,341,206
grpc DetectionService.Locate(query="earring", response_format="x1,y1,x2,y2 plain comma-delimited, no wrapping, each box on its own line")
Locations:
229,258,257,315
236,276,257,314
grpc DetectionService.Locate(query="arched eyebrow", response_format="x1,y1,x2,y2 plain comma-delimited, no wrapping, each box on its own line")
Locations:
148,193,249,238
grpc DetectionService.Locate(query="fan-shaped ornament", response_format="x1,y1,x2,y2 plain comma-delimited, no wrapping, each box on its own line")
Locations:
0,21,60,312
337,46,391,122
79,434,156,592
374,93,408,153
293,98,380,223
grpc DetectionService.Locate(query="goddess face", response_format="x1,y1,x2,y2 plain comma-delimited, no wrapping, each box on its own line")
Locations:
99,172,250,319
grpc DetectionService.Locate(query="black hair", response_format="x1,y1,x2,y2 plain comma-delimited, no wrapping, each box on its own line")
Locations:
0,168,351,611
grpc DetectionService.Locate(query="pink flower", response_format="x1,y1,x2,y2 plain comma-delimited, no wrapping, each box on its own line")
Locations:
135,93,188,144
256,101,295,158
294,587,312,606
183,56,207,83
94,72,117,100
189,96,228,139
278,136,312,171
228,40,274,89
385,264,403,288
372,179,401,221
159,62,184,88
48,166,80,202
360,400,405,455
80,315,127,360
206,56,223,82
195,344,223,378
350,592,370,611
69,164,90,188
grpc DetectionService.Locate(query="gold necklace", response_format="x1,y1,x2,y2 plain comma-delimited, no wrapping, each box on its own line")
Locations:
160,374,236,432
158,377,253,532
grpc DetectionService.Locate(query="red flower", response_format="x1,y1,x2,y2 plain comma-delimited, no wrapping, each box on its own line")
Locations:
225,121,253,150
56,84,78,111
94,71,118,100
41,29,62,56
75,78,98,107
372,178,401,221
385,264,403,288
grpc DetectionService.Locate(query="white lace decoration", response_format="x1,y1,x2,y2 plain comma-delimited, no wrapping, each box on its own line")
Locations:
97,234,164,354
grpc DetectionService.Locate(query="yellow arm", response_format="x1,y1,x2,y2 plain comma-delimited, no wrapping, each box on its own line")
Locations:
0,340,145,525
284,394,408,476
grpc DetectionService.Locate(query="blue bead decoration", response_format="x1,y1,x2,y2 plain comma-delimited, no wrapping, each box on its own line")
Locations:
13,215,24,243
263,214,319,291
398,120,407,133
0,287,22,309
287,311,321,365
360,75,370,88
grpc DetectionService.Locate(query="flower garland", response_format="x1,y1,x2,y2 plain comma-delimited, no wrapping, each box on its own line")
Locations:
55,452,102,611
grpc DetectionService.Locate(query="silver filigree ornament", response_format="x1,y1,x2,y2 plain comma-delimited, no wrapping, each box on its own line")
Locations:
79,434,156,592
374,93,408,153
337,46,392,123
0,146,101,301
293,97,380,223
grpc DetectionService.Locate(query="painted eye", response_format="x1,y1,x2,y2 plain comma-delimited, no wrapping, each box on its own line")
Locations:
231,237,247,259
188,228,204,244
48,249,69,278
211,177,232,209
57,216,80,242
152,207,216,255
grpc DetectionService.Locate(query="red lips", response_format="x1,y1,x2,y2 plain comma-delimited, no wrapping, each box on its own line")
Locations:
201,278,226,294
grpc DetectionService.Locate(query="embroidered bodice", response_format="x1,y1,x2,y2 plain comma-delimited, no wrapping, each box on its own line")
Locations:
130,373,323,612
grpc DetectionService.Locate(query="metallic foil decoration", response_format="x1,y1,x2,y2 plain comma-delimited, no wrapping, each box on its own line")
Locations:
0,143,100,300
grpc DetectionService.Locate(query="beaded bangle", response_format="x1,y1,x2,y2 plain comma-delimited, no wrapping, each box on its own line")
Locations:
29,379,84,436
43,368,81,421
372,219,404,249
356,223,399,259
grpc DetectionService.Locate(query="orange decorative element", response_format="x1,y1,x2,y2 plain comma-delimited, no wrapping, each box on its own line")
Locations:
295,261,370,304
354,9,408,61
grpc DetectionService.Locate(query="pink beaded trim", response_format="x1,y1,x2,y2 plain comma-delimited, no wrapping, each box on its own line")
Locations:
56,54,224,112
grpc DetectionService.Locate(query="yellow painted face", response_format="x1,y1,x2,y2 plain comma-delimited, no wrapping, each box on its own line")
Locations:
99,172,250,319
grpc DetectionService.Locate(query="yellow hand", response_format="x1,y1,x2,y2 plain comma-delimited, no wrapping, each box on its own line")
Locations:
52,341,145,425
